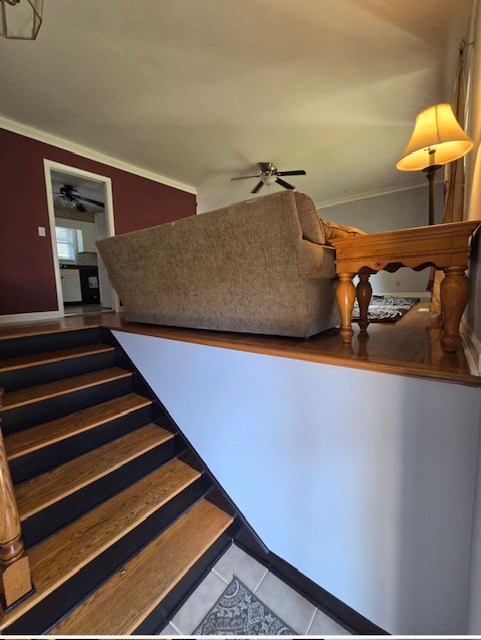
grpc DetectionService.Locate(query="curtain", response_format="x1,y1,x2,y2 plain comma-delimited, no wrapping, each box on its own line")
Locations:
430,45,468,313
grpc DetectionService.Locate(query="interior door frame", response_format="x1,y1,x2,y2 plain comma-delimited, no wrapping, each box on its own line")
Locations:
43,159,120,315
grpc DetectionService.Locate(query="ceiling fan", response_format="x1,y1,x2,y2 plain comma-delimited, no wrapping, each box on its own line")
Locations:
231,162,307,194
54,185,105,213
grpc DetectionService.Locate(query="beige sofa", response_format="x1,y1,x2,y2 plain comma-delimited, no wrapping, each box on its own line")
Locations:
97,191,340,338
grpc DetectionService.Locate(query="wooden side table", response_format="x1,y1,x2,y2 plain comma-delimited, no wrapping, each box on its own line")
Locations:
330,220,480,352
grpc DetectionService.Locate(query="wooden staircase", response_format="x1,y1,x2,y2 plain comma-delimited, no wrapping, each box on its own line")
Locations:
0,325,235,634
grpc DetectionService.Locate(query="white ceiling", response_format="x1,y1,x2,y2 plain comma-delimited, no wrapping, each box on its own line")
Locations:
0,0,473,213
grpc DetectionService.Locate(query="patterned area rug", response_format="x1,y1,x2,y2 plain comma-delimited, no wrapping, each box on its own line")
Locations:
194,577,295,635
352,295,419,323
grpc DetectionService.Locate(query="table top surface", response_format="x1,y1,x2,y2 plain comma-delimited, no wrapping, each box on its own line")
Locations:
330,219,480,249
330,219,481,273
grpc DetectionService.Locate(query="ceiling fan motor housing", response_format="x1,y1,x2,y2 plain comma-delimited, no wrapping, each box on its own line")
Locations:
231,162,306,194
259,162,277,175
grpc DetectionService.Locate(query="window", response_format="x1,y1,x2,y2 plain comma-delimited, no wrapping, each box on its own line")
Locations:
55,226,83,262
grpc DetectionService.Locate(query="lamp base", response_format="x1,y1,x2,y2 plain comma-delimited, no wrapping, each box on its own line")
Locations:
422,164,441,225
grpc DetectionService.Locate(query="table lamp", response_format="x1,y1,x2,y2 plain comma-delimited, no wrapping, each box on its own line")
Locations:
396,103,473,225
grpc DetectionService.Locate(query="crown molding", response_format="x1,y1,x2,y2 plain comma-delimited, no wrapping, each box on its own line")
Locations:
315,181,443,210
0,115,197,195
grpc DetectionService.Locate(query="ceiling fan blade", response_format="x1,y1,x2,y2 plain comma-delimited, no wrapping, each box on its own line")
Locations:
276,178,295,190
277,170,306,177
251,181,264,194
231,175,262,181
75,201,87,213
77,195,105,207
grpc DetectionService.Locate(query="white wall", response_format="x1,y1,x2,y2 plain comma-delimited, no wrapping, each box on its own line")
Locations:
317,184,444,296
466,0,481,344
114,331,481,635
470,405,481,634
465,1,481,633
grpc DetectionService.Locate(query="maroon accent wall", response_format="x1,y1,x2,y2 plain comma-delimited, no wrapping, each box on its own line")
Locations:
0,128,196,315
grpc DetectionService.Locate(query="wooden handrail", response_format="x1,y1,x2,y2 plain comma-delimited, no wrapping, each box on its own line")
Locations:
0,389,33,614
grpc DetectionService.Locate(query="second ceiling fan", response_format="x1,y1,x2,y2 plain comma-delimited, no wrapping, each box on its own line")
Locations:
55,185,105,213
231,162,306,194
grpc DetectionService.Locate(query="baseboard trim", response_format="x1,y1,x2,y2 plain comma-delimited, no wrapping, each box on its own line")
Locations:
460,318,481,376
234,537,388,636
0,310,63,324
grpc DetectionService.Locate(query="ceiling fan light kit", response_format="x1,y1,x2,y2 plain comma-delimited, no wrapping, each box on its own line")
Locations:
0,0,43,40
231,162,307,194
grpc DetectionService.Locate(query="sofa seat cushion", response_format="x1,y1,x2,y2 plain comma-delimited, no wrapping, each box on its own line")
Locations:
319,219,366,245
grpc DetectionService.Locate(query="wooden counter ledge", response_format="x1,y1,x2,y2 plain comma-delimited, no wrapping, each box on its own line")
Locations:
1,304,479,387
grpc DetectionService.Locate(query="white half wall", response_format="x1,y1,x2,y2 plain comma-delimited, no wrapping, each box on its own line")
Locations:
317,184,444,296
115,331,481,635
465,2,481,631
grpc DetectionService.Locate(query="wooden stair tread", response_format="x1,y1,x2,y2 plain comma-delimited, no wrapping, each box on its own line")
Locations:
16,424,175,520
0,459,201,630
0,320,100,341
2,367,132,410
52,500,233,635
5,393,152,460
0,343,114,373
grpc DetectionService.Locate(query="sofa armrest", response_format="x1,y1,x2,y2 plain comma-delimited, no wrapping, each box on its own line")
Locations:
297,241,336,278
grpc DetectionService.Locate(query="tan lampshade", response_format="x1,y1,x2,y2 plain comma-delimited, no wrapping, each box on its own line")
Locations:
397,103,473,171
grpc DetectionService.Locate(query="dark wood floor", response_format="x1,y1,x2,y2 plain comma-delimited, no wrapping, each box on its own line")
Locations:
1,304,479,387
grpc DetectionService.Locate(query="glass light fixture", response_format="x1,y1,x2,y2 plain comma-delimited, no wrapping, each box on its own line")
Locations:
261,175,277,186
397,103,473,224
0,0,43,40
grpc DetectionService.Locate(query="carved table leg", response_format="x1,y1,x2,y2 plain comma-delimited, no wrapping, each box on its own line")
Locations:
356,272,372,332
336,272,356,343
440,265,469,352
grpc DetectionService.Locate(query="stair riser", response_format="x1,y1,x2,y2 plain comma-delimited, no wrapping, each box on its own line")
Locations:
5,479,207,635
2,377,133,434
23,438,179,548
0,328,103,358
0,351,116,392
10,405,154,484
135,526,237,635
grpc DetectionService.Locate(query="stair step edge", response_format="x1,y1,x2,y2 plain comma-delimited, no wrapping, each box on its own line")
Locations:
0,344,115,373
50,499,233,635
0,459,201,630
6,393,153,460
2,367,133,411
16,423,175,521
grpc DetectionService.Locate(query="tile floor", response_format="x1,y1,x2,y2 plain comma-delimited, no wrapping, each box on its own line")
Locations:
161,543,351,636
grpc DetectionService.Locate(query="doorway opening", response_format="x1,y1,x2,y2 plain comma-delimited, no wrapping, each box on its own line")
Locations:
44,160,119,316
